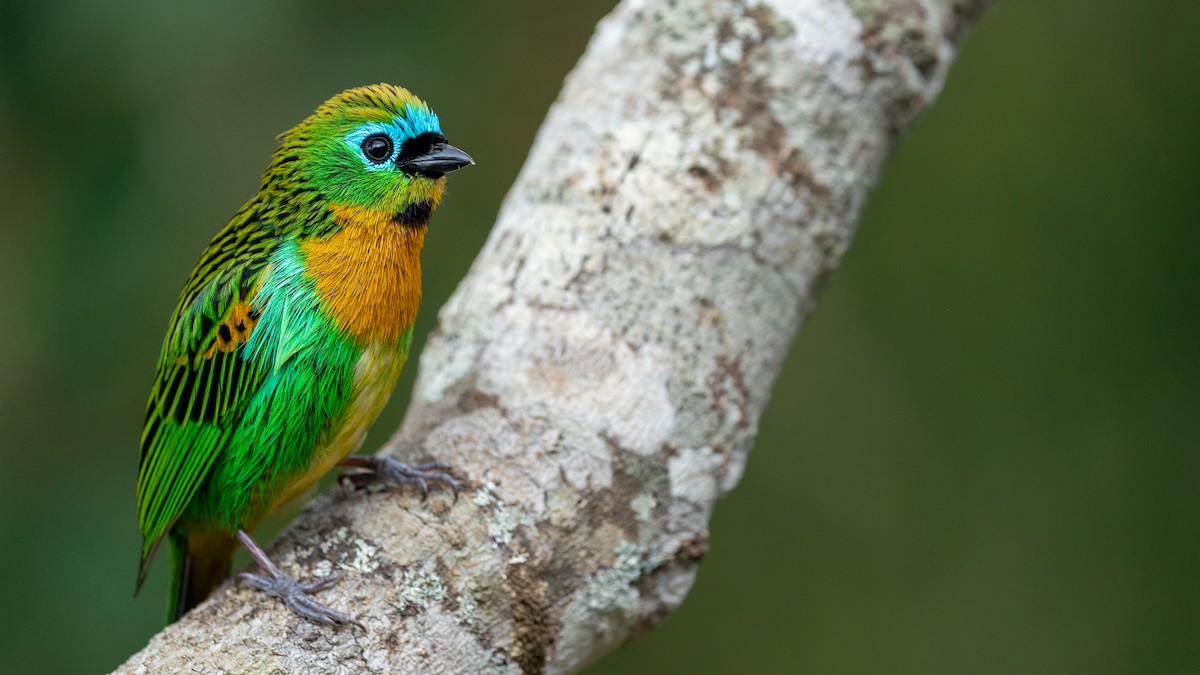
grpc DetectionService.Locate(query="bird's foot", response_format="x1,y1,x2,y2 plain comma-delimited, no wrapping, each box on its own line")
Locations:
235,530,362,628
338,455,460,500
238,568,361,628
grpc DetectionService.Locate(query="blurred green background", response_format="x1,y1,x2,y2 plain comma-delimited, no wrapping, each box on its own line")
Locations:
1,1,1196,673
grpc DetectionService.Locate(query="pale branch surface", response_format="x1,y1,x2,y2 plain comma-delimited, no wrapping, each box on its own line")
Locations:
117,0,989,673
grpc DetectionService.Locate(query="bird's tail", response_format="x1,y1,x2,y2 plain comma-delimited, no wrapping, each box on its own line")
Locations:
166,528,237,623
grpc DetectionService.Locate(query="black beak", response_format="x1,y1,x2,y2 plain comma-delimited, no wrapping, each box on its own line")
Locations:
398,142,474,177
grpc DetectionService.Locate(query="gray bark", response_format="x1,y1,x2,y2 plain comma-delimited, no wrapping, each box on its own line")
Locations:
117,0,990,673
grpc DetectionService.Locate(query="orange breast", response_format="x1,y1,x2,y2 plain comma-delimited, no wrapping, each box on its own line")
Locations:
301,203,428,344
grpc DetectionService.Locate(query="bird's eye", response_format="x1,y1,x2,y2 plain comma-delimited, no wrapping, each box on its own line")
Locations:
361,133,394,164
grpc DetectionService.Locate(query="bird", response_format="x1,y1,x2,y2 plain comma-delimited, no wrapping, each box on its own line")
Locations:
135,83,472,626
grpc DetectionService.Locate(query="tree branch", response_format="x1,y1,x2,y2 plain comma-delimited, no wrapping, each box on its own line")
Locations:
117,0,990,672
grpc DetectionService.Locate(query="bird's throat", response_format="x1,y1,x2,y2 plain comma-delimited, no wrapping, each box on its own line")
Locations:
301,203,427,344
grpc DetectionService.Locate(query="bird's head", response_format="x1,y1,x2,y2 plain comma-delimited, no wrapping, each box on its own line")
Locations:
267,83,473,226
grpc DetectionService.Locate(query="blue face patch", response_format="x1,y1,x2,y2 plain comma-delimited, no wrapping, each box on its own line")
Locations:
343,103,443,171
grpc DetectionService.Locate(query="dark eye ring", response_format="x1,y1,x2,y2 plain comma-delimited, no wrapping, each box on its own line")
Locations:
361,133,394,164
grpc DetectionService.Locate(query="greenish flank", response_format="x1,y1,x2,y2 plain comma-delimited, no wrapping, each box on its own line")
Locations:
183,239,361,532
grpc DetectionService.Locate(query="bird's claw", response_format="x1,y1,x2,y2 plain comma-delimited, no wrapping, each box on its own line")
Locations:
339,456,461,502
238,568,362,628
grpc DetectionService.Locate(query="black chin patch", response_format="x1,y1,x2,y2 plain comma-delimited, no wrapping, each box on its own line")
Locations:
395,200,433,227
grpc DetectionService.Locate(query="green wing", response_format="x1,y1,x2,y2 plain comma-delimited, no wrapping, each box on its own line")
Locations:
137,208,275,587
